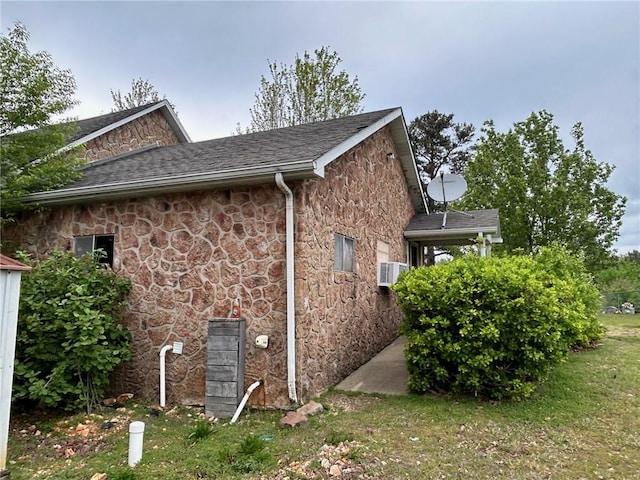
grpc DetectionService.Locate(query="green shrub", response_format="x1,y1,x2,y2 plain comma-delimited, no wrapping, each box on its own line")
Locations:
392,247,603,400
532,246,605,347
14,250,132,412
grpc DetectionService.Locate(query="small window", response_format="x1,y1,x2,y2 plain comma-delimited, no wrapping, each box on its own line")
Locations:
334,234,355,272
74,234,114,267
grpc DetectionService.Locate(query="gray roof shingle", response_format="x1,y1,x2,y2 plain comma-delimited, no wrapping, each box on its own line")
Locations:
404,208,502,246
64,102,164,143
405,209,500,232
59,108,398,190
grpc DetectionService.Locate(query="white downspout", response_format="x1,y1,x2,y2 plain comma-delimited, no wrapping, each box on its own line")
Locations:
275,173,298,404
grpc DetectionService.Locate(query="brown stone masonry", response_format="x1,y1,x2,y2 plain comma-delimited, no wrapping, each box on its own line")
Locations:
293,126,415,400
82,109,181,162
3,125,416,408
5,187,290,406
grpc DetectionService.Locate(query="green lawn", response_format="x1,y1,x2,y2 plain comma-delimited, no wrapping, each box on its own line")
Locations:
7,314,640,479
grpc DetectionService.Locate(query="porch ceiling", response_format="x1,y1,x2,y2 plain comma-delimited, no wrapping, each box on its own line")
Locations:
404,208,502,247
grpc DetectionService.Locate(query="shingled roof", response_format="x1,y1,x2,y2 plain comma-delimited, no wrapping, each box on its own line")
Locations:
5,100,190,147
25,108,426,213
64,102,167,143
404,209,502,246
63,100,191,147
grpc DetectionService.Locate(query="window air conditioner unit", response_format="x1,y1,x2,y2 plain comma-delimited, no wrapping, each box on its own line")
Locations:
377,262,408,287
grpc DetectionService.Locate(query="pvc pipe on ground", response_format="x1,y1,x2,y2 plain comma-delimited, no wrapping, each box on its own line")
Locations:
128,421,145,467
159,344,173,407
230,379,263,424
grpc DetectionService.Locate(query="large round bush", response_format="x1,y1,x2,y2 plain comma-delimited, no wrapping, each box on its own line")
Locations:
392,247,603,400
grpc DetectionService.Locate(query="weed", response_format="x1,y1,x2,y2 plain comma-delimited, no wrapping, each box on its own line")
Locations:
238,435,265,455
346,446,361,461
187,419,216,443
110,468,138,480
326,430,354,445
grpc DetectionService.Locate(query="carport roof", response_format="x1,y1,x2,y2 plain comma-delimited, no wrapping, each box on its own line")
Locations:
404,208,502,246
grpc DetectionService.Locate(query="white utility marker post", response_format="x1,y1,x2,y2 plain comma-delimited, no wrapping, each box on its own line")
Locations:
0,255,31,476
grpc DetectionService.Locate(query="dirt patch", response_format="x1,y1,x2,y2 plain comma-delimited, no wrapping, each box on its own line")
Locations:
607,326,640,337
323,393,383,413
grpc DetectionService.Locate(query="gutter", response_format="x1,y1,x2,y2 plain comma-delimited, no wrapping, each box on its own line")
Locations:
21,162,318,206
275,173,298,404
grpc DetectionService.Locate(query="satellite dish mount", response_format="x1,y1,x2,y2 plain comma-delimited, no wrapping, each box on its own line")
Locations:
426,172,473,228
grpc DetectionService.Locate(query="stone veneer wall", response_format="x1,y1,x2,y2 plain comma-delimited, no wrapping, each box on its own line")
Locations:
4,187,291,406
293,126,416,400
82,110,182,162
3,125,416,407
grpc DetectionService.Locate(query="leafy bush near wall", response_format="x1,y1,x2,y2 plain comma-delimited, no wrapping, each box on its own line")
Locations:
392,247,604,400
13,250,132,412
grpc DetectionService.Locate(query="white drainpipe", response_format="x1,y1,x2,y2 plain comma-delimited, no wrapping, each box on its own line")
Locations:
230,379,263,423
275,173,298,404
159,344,173,407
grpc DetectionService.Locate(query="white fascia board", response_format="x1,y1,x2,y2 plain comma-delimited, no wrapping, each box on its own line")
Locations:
159,101,191,143
391,109,428,214
404,227,501,240
59,101,190,153
22,161,316,206
312,108,402,177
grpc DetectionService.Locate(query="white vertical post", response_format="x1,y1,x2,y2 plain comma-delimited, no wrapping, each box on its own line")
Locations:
0,258,30,475
128,421,145,466
478,232,486,257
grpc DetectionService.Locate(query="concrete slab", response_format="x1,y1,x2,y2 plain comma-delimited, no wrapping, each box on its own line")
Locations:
335,336,408,395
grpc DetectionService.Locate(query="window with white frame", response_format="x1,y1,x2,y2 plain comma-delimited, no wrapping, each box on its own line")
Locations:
74,234,115,267
334,233,355,272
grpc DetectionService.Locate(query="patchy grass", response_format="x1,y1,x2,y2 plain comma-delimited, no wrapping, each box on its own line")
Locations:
7,315,639,479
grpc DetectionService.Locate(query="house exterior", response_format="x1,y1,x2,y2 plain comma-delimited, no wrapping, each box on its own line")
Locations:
61,100,191,161
3,105,427,408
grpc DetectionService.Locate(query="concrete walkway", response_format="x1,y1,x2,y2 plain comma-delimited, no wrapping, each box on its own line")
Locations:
335,336,409,395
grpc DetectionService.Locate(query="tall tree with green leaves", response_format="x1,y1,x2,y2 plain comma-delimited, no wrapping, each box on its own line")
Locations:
0,22,84,222
459,110,626,272
408,111,475,212
111,77,174,112
408,111,475,264
248,47,365,132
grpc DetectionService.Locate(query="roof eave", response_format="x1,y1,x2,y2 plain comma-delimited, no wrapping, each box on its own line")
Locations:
22,162,316,207
404,226,501,240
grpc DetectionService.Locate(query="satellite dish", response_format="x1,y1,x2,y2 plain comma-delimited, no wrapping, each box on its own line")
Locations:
426,173,467,203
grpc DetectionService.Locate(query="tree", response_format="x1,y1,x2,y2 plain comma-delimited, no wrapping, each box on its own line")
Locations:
458,110,626,272
0,22,84,222
248,47,365,132
595,253,640,308
407,111,475,264
111,77,175,112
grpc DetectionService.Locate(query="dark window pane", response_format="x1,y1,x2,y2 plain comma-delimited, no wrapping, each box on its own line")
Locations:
74,236,94,257
95,235,114,267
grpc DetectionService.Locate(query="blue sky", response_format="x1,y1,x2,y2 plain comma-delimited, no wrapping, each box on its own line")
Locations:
2,0,639,253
